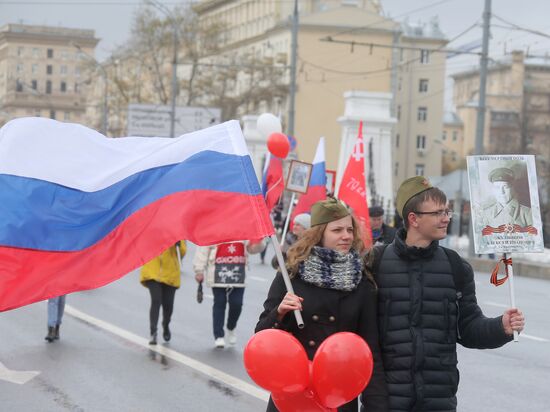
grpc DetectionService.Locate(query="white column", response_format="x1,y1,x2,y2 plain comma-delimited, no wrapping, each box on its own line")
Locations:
337,91,396,208
241,115,268,184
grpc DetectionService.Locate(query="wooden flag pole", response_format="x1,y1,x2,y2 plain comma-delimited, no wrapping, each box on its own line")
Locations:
280,192,296,248
269,234,304,329
503,253,519,342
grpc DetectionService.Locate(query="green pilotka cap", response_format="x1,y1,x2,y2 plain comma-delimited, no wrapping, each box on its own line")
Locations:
395,176,433,218
488,167,515,183
311,198,350,226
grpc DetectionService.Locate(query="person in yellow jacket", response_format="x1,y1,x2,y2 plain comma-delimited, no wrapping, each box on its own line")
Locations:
140,241,186,345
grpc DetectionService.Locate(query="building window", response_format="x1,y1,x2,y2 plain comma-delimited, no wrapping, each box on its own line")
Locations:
442,130,447,140
32,48,39,58
419,79,429,93
64,112,70,121
17,47,24,57
398,77,402,91
50,110,56,119
75,67,81,77
417,107,427,122
31,80,37,90
16,79,23,92
452,131,458,141
16,63,24,73
46,80,52,94
32,64,38,74
60,65,68,75
452,151,457,161
46,65,53,75
415,164,425,176
420,49,430,64
397,105,401,120
74,83,79,93
395,133,400,148
394,162,399,177
60,81,67,92
416,135,426,149
47,48,54,58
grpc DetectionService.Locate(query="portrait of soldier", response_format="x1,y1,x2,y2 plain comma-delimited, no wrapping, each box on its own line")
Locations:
480,167,533,227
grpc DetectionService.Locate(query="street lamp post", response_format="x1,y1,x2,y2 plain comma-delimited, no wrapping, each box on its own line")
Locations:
72,43,108,135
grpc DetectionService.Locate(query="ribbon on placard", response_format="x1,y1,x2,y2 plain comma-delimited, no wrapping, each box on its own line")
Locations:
490,257,513,286
482,224,538,236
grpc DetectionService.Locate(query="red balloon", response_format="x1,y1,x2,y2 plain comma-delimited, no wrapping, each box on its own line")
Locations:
273,388,336,412
244,329,309,394
311,332,373,409
267,132,290,158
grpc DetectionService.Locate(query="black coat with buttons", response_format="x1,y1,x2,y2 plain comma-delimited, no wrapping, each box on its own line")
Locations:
256,272,389,412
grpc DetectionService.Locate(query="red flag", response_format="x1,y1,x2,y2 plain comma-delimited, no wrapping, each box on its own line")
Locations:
337,122,372,248
261,153,284,211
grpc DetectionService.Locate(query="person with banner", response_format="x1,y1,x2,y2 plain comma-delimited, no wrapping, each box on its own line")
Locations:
193,240,265,348
256,198,388,411
140,241,187,345
369,176,525,412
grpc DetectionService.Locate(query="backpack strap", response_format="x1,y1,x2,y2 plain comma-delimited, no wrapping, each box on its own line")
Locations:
371,243,389,276
441,246,466,300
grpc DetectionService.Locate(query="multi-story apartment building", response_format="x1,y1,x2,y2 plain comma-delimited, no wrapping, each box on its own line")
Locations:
452,50,550,243
194,0,394,172
194,0,447,189
0,24,98,127
392,20,447,189
441,111,464,174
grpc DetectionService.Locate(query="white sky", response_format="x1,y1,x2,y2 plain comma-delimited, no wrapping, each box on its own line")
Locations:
1,0,549,107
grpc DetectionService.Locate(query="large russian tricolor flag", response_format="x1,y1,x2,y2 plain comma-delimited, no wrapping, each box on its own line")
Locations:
0,117,274,312
292,137,327,219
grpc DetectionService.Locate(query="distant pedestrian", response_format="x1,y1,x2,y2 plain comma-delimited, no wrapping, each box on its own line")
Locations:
271,213,311,270
193,240,265,348
45,295,66,343
368,206,396,246
140,241,187,345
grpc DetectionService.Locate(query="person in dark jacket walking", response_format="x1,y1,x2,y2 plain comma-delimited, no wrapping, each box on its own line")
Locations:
371,176,525,412
256,198,389,412
369,206,396,245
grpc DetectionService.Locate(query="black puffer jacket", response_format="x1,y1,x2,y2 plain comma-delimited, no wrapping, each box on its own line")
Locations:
374,229,511,411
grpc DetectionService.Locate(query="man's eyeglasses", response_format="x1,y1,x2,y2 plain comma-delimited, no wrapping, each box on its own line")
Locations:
413,209,454,218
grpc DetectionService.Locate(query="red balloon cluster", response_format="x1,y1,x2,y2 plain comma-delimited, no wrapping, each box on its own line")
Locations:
267,132,290,159
244,330,373,411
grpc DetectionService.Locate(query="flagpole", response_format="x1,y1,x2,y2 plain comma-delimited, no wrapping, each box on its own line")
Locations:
503,253,518,342
280,192,296,247
269,234,304,328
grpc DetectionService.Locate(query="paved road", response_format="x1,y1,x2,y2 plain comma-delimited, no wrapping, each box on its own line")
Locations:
1,243,549,411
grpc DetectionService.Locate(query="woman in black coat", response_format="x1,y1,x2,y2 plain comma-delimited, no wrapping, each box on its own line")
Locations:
255,198,388,412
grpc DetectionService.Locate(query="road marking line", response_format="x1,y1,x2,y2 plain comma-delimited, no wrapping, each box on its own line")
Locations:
64,305,269,402
481,301,548,342
0,361,40,385
249,276,267,282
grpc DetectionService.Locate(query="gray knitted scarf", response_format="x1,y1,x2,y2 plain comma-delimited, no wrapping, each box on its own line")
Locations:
298,246,363,292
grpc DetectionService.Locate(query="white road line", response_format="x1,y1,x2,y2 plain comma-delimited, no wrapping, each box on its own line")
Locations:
64,305,269,402
0,361,40,385
249,276,267,282
481,301,549,342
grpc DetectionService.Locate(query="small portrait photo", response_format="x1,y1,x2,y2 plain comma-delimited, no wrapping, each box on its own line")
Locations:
286,160,313,194
467,154,544,254
325,169,336,195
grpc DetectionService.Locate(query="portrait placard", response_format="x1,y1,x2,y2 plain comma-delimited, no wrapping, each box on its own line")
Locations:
285,160,313,194
325,169,336,194
467,155,544,254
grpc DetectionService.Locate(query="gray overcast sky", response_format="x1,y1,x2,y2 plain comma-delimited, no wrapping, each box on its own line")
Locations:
1,0,549,106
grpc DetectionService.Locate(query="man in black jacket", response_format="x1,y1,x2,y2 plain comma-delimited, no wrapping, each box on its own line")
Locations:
373,176,525,412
